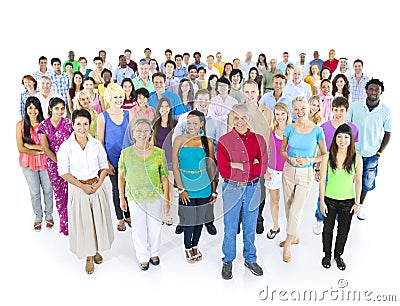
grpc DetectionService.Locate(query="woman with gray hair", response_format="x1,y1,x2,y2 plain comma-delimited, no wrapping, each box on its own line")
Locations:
279,96,327,263
118,118,169,271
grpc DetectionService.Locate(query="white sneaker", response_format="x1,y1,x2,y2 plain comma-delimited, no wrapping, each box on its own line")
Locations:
357,205,366,220
313,221,323,235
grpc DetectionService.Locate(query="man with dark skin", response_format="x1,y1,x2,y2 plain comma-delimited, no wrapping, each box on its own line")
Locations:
346,79,392,220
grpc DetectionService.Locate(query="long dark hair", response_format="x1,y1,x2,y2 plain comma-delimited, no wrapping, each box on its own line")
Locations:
23,97,44,144
121,77,136,100
188,110,209,157
329,123,356,174
152,97,175,147
332,74,350,100
68,71,84,100
48,97,66,117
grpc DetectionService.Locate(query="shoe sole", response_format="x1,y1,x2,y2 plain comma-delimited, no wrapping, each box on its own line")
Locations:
357,216,365,220
244,262,263,276
222,274,233,280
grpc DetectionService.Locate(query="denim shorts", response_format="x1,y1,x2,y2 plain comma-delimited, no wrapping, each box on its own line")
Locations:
362,156,379,191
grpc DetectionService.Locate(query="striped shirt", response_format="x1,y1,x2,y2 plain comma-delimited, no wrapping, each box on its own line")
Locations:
349,73,370,102
49,71,71,103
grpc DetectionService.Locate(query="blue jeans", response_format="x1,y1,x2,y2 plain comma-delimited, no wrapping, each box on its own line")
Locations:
22,167,54,222
362,156,379,191
221,180,261,263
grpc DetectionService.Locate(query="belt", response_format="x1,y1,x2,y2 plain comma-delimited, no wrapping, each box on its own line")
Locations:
224,178,259,186
266,88,274,90
179,167,206,174
79,177,98,185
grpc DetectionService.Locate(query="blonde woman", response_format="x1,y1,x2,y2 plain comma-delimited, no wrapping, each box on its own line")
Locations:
76,90,98,138
308,95,324,125
304,64,321,95
265,102,292,239
280,96,327,262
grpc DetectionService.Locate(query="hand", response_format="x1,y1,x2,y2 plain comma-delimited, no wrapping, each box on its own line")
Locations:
230,162,244,171
288,157,299,166
120,197,128,212
265,172,272,181
314,171,320,182
350,204,359,215
209,194,217,205
252,158,259,165
374,153,381,158
81,184,96,195
24,143,32,150
179,190,190,205
91,180,101,193
108,162,115,175
320,202,328,218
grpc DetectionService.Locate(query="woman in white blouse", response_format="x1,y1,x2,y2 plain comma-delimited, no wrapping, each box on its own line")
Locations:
57,109,114,274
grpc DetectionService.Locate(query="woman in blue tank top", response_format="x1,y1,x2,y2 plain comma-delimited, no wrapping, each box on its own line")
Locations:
172,110,217,263
97,83,131,232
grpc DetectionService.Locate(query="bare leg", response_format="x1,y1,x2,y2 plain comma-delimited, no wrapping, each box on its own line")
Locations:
269,189,280,230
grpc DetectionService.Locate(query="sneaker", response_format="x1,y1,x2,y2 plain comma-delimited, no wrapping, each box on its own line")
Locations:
357,205,366,220
256,221,264,234
221,262,233,280
244,260,263,276
313,221,323,235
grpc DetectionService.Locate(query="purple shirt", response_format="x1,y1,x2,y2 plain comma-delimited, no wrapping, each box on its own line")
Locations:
268,131,288,171
321,121,359,150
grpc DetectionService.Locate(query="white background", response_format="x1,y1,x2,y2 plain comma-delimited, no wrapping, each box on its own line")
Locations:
2,0,399,305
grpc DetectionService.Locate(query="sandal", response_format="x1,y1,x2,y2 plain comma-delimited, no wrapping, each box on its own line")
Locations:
34,221,42,232
117,223,126,231
185,248,196,264
94,252,103,264
266,227,280,239
124,218,132,228
164,215,173,226
46,220,54,230
335,257,346,270
192,246,202,262
85,257,94,274
322,256,331,269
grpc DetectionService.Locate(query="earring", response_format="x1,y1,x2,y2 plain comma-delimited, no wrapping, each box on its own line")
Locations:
185,128,189,134
198,128,204,136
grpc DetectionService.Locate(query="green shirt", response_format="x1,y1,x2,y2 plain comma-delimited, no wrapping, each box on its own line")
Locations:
118,146,168,203
325,164,355,200
63,60,80,73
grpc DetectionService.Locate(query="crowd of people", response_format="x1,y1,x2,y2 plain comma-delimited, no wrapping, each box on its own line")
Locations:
17,48,392,277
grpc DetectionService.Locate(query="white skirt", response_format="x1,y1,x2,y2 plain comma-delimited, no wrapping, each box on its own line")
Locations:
68,183,114,259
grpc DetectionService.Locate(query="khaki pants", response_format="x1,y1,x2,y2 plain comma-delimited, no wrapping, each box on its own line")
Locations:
282,163,313,236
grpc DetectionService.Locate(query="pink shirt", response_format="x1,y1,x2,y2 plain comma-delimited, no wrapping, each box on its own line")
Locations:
268,131,288,171
319,92,334,122
19,120,46,171
129,105,156,121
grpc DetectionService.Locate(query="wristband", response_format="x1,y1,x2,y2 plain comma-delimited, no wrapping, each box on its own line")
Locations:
376,151,382,157
212,192,218,197
178,188,186,194
315,169,320,172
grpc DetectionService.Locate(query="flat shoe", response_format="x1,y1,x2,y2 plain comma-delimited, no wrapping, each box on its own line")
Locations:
34,221,42,232
267,227,280,239
140,262,149,271
149,256,160,265
46,219,54,229
283,247,291,262
335,257,346,270
279,237,300,247
85,258,94,274
124,218,132,228
322,256,331,269
117,223,126,231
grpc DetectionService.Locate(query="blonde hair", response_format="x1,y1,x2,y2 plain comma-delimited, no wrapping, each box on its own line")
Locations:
272,102,292,130
75,90,91,110
308,95,323,125
103,83,124,107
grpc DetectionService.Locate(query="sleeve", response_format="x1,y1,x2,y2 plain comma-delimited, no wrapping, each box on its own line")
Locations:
346,103,354,122
316,126,324,142
118,149,126,173
57,142,70,176
352,124,359,143
249,135,268,177
159,149,169,177
37,121,46,135
97,141,109,170
283,124,292,138
172,95,185,118
122,125,133,150
19,93,25,119
216,137,231,179
383,107,392,132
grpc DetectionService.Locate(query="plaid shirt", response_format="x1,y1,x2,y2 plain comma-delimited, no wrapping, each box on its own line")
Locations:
349,73,369,102
49,71,71,103
19,90,39,118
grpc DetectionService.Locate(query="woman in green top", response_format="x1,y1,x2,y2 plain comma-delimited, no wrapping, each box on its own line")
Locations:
319,123,362,270
118,118,169,271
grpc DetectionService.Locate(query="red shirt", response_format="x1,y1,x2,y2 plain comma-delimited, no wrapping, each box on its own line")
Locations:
217,128,267,182
322,58,339,76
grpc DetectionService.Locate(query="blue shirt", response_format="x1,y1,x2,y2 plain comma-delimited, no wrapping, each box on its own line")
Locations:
346,100,392,157
283,124,324,168
259,91,293,118
190,61,206,70
49,71,71,103
174,66,188,79
113,67,135,85
309,59,324,71
148,90,185,120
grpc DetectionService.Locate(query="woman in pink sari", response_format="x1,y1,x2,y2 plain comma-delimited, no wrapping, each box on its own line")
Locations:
38,97,73,235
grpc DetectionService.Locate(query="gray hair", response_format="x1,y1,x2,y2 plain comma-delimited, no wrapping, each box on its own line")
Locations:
129,117,153,143
291,96,308,107
39,75,52,85
231,103,249,117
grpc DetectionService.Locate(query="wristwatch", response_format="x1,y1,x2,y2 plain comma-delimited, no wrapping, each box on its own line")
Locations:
178,188,186,194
